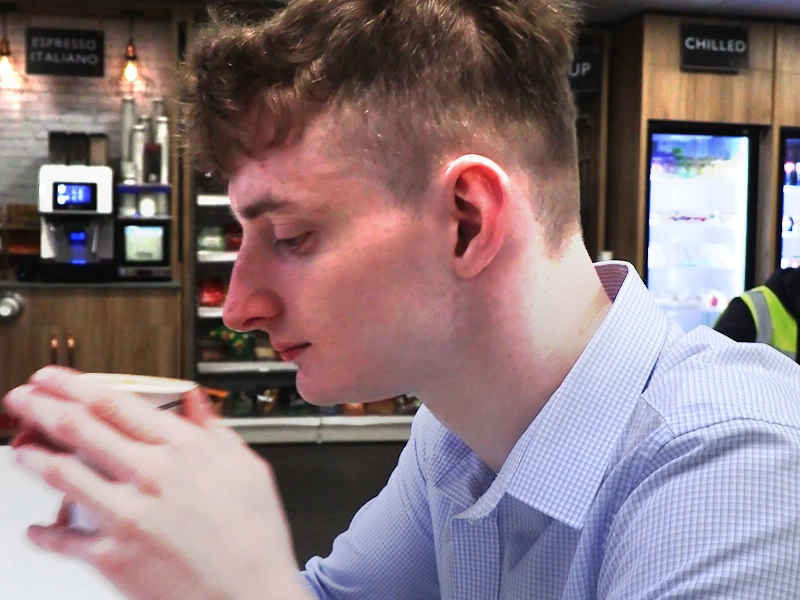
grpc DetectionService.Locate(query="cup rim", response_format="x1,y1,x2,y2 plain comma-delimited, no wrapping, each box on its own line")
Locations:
78,373,197,395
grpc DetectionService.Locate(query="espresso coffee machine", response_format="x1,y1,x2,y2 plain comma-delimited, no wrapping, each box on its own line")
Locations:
38,165,116,282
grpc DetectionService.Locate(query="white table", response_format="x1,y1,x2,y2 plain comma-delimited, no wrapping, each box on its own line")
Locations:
0,446,125,599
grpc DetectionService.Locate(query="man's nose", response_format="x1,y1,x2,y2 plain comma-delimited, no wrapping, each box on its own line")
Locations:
223,250,283,332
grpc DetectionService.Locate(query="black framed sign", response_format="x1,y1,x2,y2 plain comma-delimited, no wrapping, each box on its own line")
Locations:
26,28,105,77
568,47,602,93
680,23,749,74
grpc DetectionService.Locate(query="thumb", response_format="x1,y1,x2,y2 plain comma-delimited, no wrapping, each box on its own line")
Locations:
181,386,218,427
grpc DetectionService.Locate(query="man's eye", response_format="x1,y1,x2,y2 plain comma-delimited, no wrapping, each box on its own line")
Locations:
274,232,310,250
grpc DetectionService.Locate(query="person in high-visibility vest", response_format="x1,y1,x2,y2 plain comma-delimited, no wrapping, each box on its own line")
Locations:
714,267,800,361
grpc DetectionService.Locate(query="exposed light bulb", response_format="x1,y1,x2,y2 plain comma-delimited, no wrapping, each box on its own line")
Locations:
123,59,138,82
0,55,11,79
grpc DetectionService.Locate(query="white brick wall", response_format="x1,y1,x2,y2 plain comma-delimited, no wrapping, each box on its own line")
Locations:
0,14,175,206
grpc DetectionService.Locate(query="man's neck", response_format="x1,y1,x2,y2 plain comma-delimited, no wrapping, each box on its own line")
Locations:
419,238,612,473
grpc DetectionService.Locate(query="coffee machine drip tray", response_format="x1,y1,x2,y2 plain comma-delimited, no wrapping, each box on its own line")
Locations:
39,261,117,283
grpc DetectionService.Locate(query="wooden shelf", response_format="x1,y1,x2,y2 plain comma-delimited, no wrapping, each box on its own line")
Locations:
0,225,39,231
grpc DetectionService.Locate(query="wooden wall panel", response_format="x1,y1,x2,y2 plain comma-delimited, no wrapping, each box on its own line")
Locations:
774,73,800,128
182,7,198,380
776,24,800,74
606,17,647,272
755,128,780,284
61,289,182,377
645,68,774,124
643,15,775,125
775,25,800,127
576,29,611,261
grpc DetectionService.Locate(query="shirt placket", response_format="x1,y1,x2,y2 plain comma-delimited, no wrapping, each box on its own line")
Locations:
448,514,500,599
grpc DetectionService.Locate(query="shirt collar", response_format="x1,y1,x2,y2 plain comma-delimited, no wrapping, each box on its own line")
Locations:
431,262,671,529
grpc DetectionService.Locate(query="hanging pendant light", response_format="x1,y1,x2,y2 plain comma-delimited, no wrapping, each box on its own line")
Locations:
0,4,15,80
121,11,141,83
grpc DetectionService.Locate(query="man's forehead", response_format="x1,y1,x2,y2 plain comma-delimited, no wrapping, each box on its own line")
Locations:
228,152,344,221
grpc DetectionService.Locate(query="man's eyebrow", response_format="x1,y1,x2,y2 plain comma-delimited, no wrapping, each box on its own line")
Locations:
234,196,296,222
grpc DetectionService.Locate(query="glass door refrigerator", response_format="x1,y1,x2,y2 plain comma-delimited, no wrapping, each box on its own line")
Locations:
646,122,758,333
778,130,800,270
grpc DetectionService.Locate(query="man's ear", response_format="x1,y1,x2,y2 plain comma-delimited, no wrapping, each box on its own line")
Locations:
443,155,509,279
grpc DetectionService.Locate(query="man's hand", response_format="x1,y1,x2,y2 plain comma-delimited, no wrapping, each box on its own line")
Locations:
3,367,311,600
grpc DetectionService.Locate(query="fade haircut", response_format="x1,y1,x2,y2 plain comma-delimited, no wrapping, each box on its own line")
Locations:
180,0,583,247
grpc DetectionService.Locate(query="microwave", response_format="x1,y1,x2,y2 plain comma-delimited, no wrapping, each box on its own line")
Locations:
116,218,171,280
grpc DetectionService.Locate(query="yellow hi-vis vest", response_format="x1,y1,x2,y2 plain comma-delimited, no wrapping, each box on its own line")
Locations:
740,286,797,361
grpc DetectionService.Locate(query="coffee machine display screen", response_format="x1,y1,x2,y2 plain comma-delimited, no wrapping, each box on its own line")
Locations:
53,182,98,211
124,225,165,263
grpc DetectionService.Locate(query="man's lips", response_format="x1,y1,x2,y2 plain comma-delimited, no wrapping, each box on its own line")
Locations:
274,343,310,362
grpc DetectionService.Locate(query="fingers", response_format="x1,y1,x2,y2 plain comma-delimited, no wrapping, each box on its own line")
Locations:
6,389,160,491
30,365,82,379
28,523,136,586
11,423,58,450
181,386,217,427
55,501,70,527
28,522,122,570
28,522,97,557
25,367,194,445
14,446,140,530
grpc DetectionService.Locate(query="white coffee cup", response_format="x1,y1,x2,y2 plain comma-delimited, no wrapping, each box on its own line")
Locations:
67,373,198,532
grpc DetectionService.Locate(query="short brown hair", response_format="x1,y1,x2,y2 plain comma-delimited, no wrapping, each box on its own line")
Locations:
180,0,583,244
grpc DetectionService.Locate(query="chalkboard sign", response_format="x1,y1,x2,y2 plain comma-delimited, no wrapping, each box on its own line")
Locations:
569,48,602,93
681,23,749,74
26,28,105,77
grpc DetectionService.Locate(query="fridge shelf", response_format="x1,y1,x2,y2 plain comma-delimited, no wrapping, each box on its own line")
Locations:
197,306,224,319
649,218,739,228
783,185,800,197
197,250,238,263
197,194,231,207
197,361,298,375
656,300,726,313
648,264,737,270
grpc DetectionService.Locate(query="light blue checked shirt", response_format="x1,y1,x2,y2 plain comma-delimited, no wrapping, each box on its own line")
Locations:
302,262,800,599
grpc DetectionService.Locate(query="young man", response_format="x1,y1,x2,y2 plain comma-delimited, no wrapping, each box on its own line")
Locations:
5,1,800,598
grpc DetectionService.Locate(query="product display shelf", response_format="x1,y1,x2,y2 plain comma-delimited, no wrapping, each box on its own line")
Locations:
221,415,414,445
222,416,322,444
197,360,299,375
197,306,224,319
197,194,231,207
191,175,418,444
319,415,414,443
197,250,238,263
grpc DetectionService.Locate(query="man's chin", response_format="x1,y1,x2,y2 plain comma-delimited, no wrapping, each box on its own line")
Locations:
294,377,391,407
293,378,351,407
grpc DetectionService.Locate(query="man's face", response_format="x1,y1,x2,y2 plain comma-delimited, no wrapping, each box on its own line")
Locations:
224,114,454,405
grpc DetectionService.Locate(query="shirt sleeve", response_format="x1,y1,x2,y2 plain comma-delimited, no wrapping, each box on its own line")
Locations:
300,416,439,599
598,421,800,599
713,297,757,342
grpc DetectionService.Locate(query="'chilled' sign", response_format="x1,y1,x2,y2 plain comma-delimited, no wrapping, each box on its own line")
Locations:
680,23,749,74
26,28,105,78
